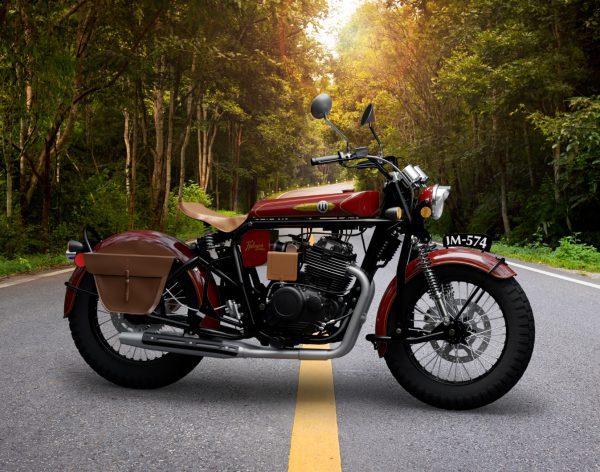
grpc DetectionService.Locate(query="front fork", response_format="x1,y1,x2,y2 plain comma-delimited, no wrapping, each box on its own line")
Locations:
414,237,452,326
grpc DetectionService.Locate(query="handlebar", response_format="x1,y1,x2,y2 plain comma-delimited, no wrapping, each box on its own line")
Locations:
310,154,340,166
311,147,370,166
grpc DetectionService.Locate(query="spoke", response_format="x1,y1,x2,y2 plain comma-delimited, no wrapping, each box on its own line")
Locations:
411,341,430,356
422,350,440,369
470,324,506,334
414,305,427,315
453,346,460,382
460,359,471,381
470,308,503,324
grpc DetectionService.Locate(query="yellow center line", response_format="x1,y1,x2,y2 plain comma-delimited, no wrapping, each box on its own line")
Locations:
288,345,341,472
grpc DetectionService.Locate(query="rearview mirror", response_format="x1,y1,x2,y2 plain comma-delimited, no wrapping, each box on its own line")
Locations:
310,93,333,119
360,103,374,126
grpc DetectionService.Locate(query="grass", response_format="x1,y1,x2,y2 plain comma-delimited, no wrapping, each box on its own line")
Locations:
490,237,600,273
0,253,70,278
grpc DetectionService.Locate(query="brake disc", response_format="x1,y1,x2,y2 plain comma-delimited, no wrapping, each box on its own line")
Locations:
422,299,492,362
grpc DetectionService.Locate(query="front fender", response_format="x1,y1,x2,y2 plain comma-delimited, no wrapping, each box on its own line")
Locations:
63,230,219,328
374,248,516,356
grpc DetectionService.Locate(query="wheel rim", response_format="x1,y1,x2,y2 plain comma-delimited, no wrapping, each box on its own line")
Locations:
90,278,193,362
408,280,507,384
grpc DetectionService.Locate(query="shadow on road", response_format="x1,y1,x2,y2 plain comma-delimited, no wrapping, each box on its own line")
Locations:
60,363,545,416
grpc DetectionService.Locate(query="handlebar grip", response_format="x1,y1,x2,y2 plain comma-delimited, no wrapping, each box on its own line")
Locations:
310,155,340,166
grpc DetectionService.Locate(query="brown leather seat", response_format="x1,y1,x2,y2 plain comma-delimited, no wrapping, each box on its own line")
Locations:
178,201,247,233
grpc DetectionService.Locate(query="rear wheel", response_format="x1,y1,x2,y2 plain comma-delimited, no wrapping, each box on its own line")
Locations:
69,272,201,389
385,265,535,410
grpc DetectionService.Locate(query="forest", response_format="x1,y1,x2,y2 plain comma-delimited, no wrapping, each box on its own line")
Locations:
0,0,598,261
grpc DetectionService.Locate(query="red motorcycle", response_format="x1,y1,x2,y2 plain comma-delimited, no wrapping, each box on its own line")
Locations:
64,94,535,410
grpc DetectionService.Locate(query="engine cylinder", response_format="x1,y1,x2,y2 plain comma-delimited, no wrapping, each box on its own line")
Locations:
303,237,355,293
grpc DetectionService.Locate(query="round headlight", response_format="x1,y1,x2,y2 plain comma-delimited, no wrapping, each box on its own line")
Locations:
431,185,451,220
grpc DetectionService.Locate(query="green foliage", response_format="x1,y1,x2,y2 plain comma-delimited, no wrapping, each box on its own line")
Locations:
167,182,211,241
554,235,600,269
492,237,600,273
0,214,38,258
0,253,68,278
530,96,600,215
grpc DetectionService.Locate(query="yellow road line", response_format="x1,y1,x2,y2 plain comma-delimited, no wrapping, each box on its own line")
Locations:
288,345,341,472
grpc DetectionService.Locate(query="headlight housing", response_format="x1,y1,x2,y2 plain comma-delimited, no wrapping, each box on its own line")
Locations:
431,184,451,220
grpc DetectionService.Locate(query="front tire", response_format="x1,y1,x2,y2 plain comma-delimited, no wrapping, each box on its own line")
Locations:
385,265,535,410
69,272,201,389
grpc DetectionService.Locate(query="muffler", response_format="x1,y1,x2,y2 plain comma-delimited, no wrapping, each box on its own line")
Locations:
119,331,239,358
119,264,374,360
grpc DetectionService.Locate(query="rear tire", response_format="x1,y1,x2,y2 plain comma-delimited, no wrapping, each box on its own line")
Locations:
385,265,535,410
69,273,201,389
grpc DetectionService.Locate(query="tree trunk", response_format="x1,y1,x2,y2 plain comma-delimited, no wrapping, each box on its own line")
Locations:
522,120,535,188
129,107,138,229
151,55,165,226
1,121,11,217
215,152,220,210
86,103,99,174
500,140,511,239
17,1,34,209
123,108,131,214
178,99,192,201
161,69,179,229
231,123,242,213
178,54,196,201
41,141,52,251
197,101,205,188
205,121,218,192
553,143,560,202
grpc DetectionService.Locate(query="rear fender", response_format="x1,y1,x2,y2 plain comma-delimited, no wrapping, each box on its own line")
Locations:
63,230,219,328
374,248,516,356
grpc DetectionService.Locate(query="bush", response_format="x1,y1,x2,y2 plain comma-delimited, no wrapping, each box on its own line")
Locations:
0,214,39,257
167,182,212,241
554,235,600,267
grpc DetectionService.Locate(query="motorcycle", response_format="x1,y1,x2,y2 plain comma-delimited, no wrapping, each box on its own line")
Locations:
64,93,535,410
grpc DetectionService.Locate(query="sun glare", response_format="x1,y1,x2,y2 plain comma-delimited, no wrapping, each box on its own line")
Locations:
310,0,363,54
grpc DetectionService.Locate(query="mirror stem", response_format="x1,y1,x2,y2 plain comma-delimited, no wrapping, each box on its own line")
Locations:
369,124,383,157
324,115,350,151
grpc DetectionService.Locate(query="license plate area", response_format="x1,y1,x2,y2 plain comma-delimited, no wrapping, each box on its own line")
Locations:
443,233,492,252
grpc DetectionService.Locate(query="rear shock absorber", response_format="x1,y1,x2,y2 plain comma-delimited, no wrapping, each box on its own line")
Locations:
415,239,451,325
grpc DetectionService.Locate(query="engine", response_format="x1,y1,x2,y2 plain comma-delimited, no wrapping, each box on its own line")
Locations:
264,236,356,343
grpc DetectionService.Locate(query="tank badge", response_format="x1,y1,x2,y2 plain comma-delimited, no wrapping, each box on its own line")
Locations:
294,201,335,213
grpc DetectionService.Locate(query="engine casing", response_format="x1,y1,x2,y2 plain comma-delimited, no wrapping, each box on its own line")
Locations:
264,236,355,340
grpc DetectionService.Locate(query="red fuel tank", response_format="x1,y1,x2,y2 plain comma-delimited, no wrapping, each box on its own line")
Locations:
249,191,380,218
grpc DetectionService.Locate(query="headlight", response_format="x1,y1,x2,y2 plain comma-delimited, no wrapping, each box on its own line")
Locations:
431,184,451,220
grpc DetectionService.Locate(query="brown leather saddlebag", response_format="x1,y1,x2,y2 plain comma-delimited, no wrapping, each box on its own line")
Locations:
84,253,175,315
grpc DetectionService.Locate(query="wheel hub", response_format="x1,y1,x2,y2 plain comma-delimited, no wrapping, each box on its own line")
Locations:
445,320,470,344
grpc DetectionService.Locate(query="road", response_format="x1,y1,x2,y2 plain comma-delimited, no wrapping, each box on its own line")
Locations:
277,181,354,198
1,240,599,471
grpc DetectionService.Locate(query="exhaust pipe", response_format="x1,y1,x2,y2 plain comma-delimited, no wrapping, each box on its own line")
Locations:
119,265,374,360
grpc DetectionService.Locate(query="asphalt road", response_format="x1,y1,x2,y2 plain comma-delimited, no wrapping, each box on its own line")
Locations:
1,242,599,471
277,181,354,198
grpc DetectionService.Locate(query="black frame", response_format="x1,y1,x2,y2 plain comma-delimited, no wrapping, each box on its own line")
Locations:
179,177,429,346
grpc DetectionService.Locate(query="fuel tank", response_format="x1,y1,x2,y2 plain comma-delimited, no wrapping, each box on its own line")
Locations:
249,191,380,218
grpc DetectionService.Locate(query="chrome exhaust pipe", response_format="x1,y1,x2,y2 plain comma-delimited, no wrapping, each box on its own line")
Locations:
119,264,374,360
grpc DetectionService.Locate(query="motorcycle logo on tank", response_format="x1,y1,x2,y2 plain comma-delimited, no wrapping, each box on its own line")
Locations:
317,200,329,213
293,201,335,213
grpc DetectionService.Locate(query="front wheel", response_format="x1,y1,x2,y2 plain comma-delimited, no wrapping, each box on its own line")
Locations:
385,265,535,410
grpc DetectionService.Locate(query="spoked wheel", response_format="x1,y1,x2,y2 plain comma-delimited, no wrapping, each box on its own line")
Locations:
385,265,535,410
69,271,202,389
